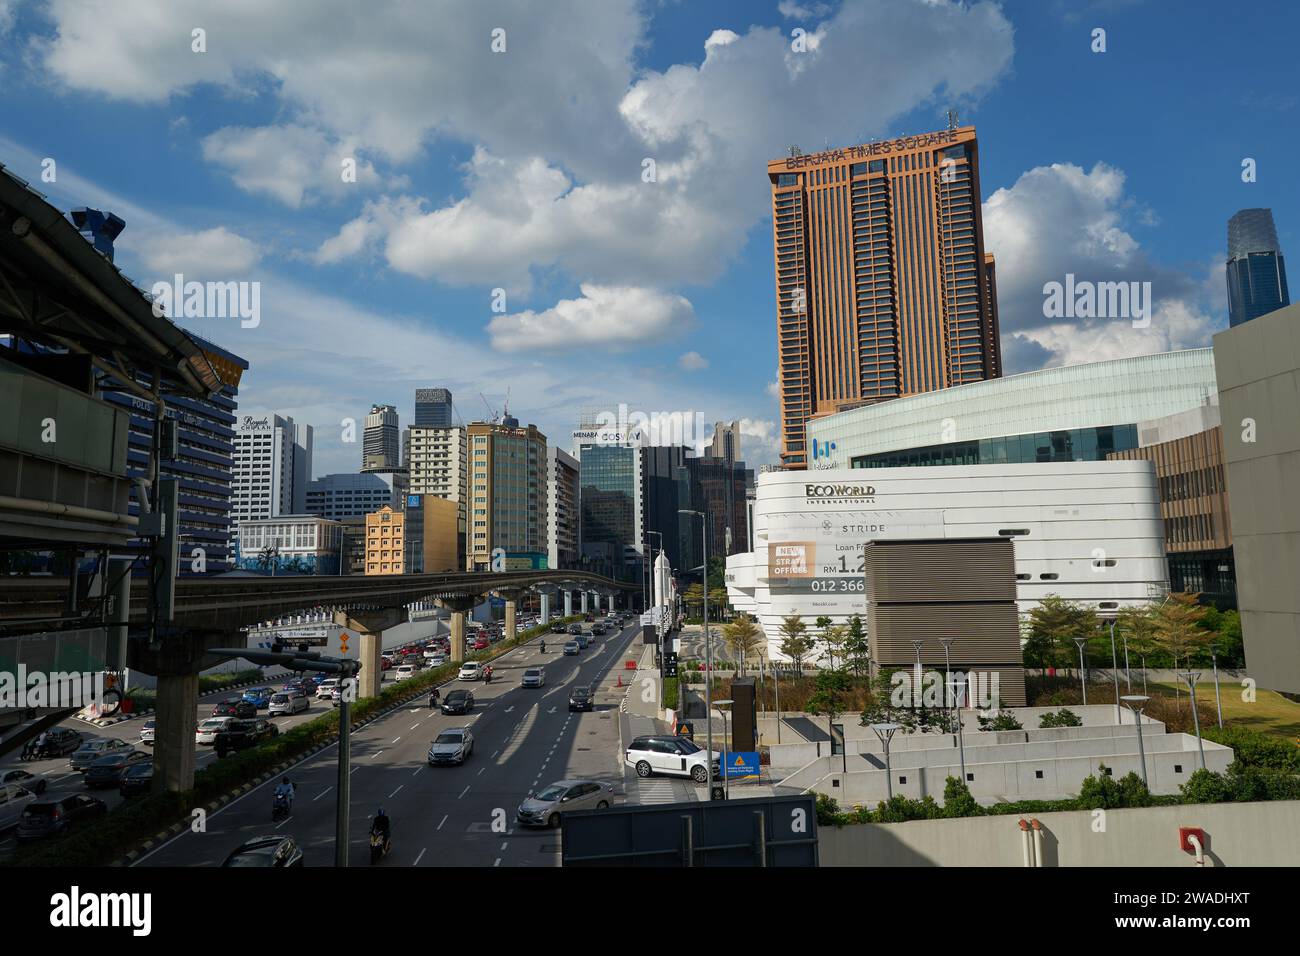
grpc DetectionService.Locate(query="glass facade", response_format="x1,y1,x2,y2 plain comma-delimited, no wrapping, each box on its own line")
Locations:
852,424,1137,468
579,443,639,581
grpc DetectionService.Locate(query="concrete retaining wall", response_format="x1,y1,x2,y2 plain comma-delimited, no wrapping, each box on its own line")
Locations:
818,800,1300,866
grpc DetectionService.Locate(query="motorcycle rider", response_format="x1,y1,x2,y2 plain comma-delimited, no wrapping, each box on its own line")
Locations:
371,807,392,852
483,664,493,684
428,685,441,708
274,776,295,811
540,638,546,653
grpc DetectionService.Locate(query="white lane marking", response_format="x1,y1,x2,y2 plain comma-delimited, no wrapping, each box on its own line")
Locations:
389,784,404,798
392,737,402,743
500,841,508,851
548,706,556,714
313,787,333,801
437,814,448,831
350,766,360,775
491,750,500,759
411,765,423,777
276,816,292,829
477,767,486,776
504,706,514,713
413,848,427,866
458,786,470,799
494,858,501,867
372,750,384,759
410,724,420,730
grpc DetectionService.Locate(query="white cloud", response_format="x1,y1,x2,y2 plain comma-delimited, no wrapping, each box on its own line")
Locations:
983,162,1223,372
777,1,833,19
201,125,385,208
129,226,262,278
487,284,695,352
738,418,780,467
678,350,708,371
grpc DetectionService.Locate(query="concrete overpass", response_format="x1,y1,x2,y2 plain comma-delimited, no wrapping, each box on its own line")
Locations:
0,568,636,790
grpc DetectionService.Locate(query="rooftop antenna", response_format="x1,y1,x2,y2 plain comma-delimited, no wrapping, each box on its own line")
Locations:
788,145,802,158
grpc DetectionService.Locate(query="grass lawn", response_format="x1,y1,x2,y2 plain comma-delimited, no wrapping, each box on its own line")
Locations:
1148,680,1300,740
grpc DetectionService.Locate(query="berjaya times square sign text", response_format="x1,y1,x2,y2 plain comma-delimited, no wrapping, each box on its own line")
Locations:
784,130,960,169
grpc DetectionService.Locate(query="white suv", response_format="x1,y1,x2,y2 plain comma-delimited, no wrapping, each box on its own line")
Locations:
624,735,718,783
395,664,418,681
315,679,339,700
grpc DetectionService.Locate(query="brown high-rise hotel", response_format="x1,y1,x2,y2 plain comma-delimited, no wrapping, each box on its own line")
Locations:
768,125,1002,468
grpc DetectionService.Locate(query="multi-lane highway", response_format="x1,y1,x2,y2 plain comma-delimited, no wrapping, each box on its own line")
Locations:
130,620,654,866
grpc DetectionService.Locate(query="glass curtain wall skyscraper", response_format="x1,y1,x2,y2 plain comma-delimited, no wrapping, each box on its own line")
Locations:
768,125,1002,468
1227,208,1289,327
414,387,454,427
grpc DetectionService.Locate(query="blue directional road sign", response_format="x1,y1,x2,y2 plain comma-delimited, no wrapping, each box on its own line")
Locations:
721,751,760,778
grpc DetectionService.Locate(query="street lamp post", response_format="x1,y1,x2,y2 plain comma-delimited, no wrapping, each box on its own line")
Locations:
871,722,902,801
1209,644,1223,729
1120,627,1132,691
1182,671,1207,771
1073,637,1088,706
951,673,967,785
910,639,924,714
1106,618,1121,725
1121,695,1151,788
715,699,733,800
938,637,956,727
679,509,712,798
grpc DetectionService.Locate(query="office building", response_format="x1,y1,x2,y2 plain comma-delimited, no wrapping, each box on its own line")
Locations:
467,418,548,571
404,494,459,574
363,403,400,471
641,445,692,573
231,413,312,530
305,471,406,520
726,462,1168,658
365,504,405,575
1214,300,1300,693
707,421,741,462
547,445,580,571
578,440,643,581
685,453,752,560
236,514,342,575
100,335,248,573
1226,208,1290,328
769,125,1001,468
406,424,467,566
414,387,454,427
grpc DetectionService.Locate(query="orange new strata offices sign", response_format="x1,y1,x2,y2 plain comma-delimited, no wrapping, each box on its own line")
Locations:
769,542,816,578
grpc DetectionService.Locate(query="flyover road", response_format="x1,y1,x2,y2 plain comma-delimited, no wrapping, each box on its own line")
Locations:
135,622,647,867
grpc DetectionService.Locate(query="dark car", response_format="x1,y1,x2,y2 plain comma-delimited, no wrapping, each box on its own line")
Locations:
118,761,154,797
35,728,83,758
213,719,279,758
212,698,257,719
17,794,107,840
591,623,607,636
83,750,150,788
221,836,304,867
440,690,474,715
550,621,568,634
568,686,594,712
567,623,583,635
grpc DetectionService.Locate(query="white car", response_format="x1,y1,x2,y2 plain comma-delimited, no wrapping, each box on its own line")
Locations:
458,662,482,681
0,784,39,832
139,719,156,746
196,717,233,745
395,664,418,681
268,690,309,716
316,679,339,700
624,735,719,783
426,652,447,667
521,668,545,688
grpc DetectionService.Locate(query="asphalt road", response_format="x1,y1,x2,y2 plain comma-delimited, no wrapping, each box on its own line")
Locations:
133,622,645,867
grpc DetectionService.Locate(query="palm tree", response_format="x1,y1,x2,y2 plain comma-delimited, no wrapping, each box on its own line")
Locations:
722,613,764,676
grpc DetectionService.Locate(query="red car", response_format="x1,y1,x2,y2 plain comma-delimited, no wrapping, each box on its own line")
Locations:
473,636,490,650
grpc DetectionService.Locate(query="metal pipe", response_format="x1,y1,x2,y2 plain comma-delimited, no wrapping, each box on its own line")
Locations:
1019,819,1032,867
0,494,139,527
1031,818,1044,868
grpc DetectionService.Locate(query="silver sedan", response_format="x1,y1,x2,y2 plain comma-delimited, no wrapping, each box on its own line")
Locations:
516,779,616,828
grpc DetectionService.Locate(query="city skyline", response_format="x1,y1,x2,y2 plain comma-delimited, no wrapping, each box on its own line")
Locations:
2,1,1295,475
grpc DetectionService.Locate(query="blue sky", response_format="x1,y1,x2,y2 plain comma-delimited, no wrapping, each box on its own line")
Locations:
1,0,1296,473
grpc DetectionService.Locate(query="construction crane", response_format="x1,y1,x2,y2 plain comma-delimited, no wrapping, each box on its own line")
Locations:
479,392,499,423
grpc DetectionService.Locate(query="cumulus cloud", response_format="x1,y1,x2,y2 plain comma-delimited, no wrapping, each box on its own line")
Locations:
738,418,780,467
201,125,385,208
983,161,1224,371
678,350,709,371
487,284,695,352
129,226,262,278
778,1,834,19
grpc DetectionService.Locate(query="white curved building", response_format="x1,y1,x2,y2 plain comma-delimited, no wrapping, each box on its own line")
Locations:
727,462,1168,660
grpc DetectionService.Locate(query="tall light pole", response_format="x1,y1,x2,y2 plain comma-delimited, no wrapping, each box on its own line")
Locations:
910,639,924,714
951,673,967,785
680,509,712,797
871,722,902,801
1182,671,1207,770
1120,625,1132,691
648,530,665,646
1122,695,1150,788
715,699,733,800
938,637,956,726
1209,644,1223,729
1073,637,1088,706
1106,618,1121,725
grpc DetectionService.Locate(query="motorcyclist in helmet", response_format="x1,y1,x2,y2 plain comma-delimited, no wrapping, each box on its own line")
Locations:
274,776,295,810
372,807,392,849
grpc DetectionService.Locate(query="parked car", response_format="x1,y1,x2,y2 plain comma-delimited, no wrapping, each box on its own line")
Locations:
625,735,718,783
213,719,279,758
212,698,257,719
516,779,615,828
83,750,150,788
33,728,82,757
221,836,304,867
70,737,132,771
16,793,106,839
458,662,482,681
520,668,545,688
0,784,39,831
568,686,594,712
440,690,475,715
427,727,474,765
563,641,580,656
139,719,156,746
315,679,340,700
118,761,154,797
394,664,418,681
0,768,48,794
268,690,309,716
196,717,234,745
242,687,276,709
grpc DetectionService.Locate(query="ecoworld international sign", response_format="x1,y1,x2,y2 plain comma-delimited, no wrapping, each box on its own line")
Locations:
804,483,876,505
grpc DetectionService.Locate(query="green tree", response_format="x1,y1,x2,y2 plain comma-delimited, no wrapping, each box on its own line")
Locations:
941,776,981,818
682,582,705,617
778,615,816,678
844,615,869,677
1024,595,1095,670
722,613,764,676
1151,593,1212,694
